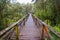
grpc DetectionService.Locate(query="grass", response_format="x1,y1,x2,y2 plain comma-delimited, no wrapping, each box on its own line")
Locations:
49,31,60,40
53,26,60,33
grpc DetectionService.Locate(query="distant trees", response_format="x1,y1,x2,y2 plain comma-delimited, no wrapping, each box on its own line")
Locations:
34,0,60,26
25,4,32,13
0,0,8,30
0,0,27,31
53,0,60,26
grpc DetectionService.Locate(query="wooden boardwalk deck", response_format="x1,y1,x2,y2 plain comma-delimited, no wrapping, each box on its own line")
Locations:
0,14,60,40
18,14,42,40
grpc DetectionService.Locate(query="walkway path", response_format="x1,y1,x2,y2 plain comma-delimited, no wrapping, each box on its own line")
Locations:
19,14,41,40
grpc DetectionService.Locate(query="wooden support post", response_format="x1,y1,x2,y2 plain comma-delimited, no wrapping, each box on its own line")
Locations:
23,19,25,25
14,25,19,40
35,18,37,25
41,24,50,40
41,26,44,40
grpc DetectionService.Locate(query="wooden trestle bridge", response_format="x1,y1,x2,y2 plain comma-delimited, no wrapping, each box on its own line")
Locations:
0,13,60,40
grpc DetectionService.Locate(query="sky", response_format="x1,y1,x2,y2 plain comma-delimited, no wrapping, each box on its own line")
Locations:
16,0,35,4
17,0,32,4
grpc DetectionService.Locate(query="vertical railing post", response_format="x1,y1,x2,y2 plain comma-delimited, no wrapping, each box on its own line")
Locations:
35,18,37,25
23,18,25,25
14,25,19,40
41,24,50,40
41,25,44,40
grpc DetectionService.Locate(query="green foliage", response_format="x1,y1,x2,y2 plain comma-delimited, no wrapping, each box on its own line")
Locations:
34,0,60,26
0,0,27,31
49,31,60,40
53,26,60,33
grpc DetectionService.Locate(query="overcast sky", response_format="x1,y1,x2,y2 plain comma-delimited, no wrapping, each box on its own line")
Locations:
16,0,35,4
10,0,35,4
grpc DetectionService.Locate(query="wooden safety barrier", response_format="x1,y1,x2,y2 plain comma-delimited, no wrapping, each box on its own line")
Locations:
0,14,29,40
32,15,60,40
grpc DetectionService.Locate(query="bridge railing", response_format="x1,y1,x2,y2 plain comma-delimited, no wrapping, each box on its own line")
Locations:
32,15,60,40
0,14,29,40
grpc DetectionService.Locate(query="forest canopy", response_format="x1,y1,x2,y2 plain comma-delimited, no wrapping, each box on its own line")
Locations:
34,0,60,27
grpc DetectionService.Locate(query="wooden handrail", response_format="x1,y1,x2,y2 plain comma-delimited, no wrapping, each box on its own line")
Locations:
0,14,29,40
38,19,60,38
32,15,50,39
32,15,60,39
